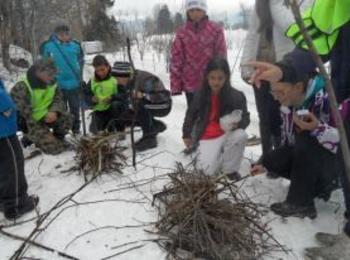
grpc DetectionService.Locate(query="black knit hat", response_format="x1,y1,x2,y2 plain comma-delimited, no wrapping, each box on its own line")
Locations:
55,24,70,34
111,62,133,77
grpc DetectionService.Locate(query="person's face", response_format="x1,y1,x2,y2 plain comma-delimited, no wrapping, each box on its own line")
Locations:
116,76,130,86
270,82,304,106
94,65,110,79
36,70,55,84
208,69,226,94
187,8,206,23
57,31,71,43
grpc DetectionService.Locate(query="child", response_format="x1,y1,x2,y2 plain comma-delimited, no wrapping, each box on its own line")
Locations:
182,57,250,179
0,79,39,220
170,0,227,106
11,58,73,155
84,55,124,134
251,75,340,219
111,61,171,152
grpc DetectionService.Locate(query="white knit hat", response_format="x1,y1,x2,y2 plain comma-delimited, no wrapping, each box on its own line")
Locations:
185,0,208,12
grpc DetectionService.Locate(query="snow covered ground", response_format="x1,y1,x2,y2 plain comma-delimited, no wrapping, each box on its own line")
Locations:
0,30,347,260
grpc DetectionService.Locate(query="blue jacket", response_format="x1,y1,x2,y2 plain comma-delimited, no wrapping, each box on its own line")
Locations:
0,80,17,138
40,35,84,90
279,22,350,102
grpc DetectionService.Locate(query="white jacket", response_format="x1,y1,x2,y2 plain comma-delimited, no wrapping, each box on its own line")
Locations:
240,0,313,79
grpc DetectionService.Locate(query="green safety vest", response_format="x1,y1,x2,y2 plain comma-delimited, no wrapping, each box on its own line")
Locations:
286,0,350,55
91,77,118,111
23,78,57,122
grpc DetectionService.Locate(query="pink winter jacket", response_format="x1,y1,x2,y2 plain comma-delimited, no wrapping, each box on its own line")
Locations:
170,18,227,94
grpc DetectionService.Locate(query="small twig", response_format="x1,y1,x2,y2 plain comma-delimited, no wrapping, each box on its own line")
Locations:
64,224,150,251
0,228,79,260
101,244,145,260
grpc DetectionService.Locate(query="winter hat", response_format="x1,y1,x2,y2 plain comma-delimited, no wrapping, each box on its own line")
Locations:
54,23,70,34
33,58,57,77
185,0,208,12
111,62,133,77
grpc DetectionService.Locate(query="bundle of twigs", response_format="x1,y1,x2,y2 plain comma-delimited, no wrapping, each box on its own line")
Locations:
153,163,287,260
75,132,127,179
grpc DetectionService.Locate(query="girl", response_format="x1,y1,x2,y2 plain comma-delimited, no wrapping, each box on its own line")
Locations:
170,0,227,106
84,55,124,134
251,74,340,219
183,57,250,179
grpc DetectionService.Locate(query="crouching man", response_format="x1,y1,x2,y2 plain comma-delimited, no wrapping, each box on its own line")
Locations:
111,61,172,151
11,58,73,155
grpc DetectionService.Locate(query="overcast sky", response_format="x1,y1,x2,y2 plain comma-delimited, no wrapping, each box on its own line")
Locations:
112,0,254,16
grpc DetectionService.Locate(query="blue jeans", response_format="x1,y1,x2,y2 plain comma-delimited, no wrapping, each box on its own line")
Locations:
62,88,81,133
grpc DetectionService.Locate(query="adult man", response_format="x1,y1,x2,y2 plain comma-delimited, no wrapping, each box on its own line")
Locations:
40,24,84,134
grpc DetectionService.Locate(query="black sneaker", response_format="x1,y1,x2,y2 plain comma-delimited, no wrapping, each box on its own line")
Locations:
21,136,33,148
317,180,340,202
270,201,317,219
226,172,242,181
135,136,157,152
4,195,39,220
153,119,167,134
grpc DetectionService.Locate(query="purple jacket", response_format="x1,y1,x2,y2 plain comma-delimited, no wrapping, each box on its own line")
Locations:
170,17,227,94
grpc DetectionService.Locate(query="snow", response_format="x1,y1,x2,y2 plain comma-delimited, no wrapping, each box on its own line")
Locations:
0,29,346,260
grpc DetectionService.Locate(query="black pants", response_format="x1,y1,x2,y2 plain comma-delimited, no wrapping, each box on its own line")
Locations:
185,92,195,107
62,88,81,133
90,100,156,137
254,82,281,158
263,132,339,207
0,135,28,209
90,101,127,134
339,120,350,235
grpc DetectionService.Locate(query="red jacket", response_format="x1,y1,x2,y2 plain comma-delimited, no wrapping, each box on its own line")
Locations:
170,18,227,94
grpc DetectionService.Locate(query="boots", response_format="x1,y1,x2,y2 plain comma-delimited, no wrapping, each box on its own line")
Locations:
4,195,39,220
305,233,350,260
270,201,317,219
135,135,157,152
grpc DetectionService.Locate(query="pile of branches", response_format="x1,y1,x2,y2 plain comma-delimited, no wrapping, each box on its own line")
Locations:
153,163,287,260
75,132,127,179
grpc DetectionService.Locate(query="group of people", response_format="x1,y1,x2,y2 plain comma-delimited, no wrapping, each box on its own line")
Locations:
1,0,350,258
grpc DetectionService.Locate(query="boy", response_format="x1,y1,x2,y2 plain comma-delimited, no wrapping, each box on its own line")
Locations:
11,58,73,155
111,62,171,151
0,79,39,220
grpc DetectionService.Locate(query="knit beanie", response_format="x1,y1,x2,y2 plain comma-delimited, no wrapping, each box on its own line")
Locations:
54,23,70,34
111,62,133,77
185,0,208,12
33,58,57,77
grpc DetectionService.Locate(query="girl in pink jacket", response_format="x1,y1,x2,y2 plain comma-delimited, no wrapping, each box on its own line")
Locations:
170,0,227,106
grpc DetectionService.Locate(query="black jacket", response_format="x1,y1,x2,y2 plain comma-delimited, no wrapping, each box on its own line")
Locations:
183,86,250,143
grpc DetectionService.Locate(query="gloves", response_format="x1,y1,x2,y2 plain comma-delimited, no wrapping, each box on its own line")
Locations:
305,232,350,260
220,110,242,132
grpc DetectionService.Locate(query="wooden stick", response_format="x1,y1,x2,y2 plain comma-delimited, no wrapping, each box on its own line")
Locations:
0,228,79,260
126,37,137,168
288,0,350,192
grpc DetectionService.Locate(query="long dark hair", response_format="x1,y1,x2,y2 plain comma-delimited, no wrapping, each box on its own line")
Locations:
198,57,232,117
256,0,274,42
